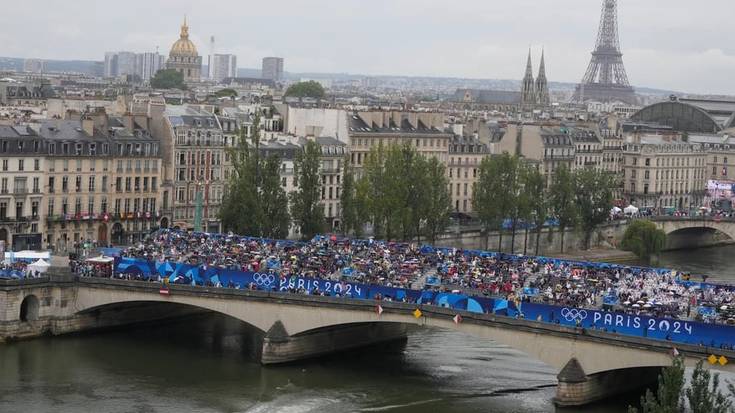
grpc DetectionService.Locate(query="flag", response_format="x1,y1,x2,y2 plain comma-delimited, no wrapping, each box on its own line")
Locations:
159,288,170,296
413,308,422,319
672,347,679,357
453,314,462,325
376,305,383,316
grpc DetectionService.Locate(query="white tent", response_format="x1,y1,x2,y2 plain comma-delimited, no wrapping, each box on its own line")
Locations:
28,259,50,274
610,206,622,214
624,205,639,215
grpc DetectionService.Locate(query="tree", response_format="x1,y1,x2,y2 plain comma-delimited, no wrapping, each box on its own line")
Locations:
290,140,325,240
631,358,734,413
150,69,186,89
422,157,452,244
215,88,237,98
521,165,547,256
574,168,614,249
686,360,733,413
621,220,667,261
549,165,577,254
339,160,359,236
629,356,685,413
220,114,290,238
284,81,325,100
473,154,520,252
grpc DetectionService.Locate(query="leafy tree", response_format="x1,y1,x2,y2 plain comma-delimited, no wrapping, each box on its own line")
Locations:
422,157,452,244
621,220,667,261
150,69,186,89
628,356,685,413
290,140,325,240
549,165,577,254
353,175,371,238
339,160,359,236
220,114,290,238
521,165,547,256
362,143,389,239
473,154,521,252
215,88,237,98
574,168,614,249
686,360,733,413
284,81,325,100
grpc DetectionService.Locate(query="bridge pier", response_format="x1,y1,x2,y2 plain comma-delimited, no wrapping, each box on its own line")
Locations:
554,358,661,406
261,321,407,364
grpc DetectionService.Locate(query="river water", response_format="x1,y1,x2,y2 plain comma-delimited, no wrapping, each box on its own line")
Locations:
1,246,735,413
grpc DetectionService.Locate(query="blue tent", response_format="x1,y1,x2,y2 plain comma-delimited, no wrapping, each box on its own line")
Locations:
425,276,441,287
420,245,435,254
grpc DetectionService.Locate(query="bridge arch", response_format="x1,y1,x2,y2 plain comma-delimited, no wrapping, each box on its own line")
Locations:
652,219,735,249
20,294,40,322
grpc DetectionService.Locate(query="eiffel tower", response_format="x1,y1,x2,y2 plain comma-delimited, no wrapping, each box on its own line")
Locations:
573,0,636,104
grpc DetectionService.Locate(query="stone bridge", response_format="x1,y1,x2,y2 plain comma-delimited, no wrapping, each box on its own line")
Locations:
649,216,735,250
1,276,734,406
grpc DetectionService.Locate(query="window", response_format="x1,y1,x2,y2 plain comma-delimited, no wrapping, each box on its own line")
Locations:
62,176,68,192
125,177,131,192
151,177,157,191
48,199,54,216
101,197,107,213
48,177,55,193
62,198,68,215
88,176,95,192
115,177,122,193
102,176,108,192
0,202,5,219
15,202,22,219
31,201,38,218
32,178,39,193
18,159,24,171
74,198,81,215
75,176,82,192
2,159,7,171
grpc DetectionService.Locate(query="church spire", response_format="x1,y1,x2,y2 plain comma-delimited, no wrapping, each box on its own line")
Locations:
535,48,550,106
524,48,534,78
521,48,536,109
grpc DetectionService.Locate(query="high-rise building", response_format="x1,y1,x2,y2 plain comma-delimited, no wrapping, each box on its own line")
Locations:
104,51,164,81
22,59,46,74
211,54,237,82
135,52,165,82
262,57,284,82
104,52,119,78
116,52,138,77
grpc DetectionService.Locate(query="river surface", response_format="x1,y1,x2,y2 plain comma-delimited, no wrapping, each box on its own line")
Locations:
1,246,735,413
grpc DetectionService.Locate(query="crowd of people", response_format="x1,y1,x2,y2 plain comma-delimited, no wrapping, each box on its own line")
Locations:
109,229,735,326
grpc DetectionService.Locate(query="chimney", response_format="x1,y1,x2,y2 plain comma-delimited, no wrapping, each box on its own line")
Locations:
81,117,94,136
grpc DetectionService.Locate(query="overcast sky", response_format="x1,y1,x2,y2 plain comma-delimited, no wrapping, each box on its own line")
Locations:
2,0,734,94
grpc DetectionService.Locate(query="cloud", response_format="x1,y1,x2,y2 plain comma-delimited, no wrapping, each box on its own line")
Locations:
0,0,732,95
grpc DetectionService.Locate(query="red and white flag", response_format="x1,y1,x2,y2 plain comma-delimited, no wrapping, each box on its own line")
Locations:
376,305,384,316
453,314,462,325
159,288,170,296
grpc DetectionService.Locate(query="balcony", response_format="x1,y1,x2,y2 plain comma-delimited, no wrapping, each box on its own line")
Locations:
12,188,28,195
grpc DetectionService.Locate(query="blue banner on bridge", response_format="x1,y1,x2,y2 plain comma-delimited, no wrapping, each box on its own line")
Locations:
113,257,735,350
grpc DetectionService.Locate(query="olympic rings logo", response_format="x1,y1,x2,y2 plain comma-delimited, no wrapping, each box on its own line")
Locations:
561,308,588,322
253,273,276,286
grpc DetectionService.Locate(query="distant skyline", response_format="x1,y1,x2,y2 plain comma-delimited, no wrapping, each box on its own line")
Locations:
1,0,734,95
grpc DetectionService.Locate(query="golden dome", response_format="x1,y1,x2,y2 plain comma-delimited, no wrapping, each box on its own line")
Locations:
169,16,198,56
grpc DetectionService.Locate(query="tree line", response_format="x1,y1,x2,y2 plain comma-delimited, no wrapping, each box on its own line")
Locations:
473,153,615,255
339,143,453,243
220,115,326,240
